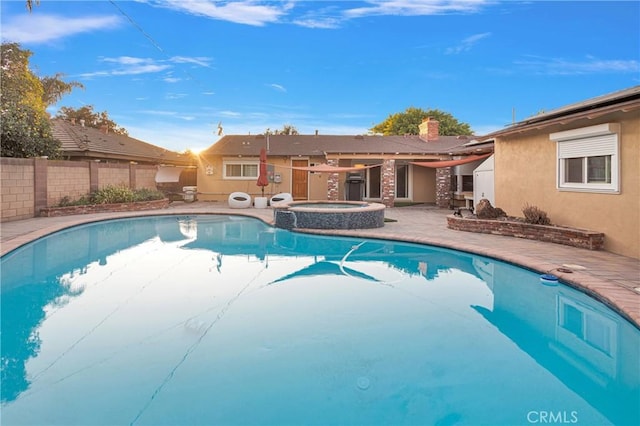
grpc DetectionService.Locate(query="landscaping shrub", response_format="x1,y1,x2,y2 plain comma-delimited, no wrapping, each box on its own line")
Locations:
522,203,551,225
132,188,165,202
92,185,136,204
55,186,165,206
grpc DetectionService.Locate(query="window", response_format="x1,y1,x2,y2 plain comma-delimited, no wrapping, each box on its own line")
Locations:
551,123,620,193
462,175,474,192
396,164,409,198
223,160,258,180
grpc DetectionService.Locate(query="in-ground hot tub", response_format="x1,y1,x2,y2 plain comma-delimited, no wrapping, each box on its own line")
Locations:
274,200,385,230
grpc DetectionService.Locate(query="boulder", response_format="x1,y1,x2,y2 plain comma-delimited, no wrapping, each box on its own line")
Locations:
475,199,507,219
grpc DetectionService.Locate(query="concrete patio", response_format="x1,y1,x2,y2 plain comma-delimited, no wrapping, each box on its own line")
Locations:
1,201,638,326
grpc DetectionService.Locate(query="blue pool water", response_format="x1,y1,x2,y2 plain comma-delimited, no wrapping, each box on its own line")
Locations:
1,215,638,425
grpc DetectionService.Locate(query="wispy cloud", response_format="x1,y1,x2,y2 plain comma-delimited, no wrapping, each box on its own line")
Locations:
515,55,640,75
445,32,491,54
142,0,493,29
170,56,213,67
343,0,492,18
142,0,293,26
77,55,211,79
269,84,287,92
1,14,122,44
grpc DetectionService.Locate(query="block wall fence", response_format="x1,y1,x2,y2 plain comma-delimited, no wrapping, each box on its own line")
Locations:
1,157,158,222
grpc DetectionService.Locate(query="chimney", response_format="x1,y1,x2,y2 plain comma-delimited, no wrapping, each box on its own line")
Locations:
419,117,439,141
79,119,85,127
71,118,76,125
315,129,318,136
100,124,109,134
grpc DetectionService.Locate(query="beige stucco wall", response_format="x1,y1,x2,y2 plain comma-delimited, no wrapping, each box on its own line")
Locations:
494,112,640,259
411,165,437,203
196,154,329,202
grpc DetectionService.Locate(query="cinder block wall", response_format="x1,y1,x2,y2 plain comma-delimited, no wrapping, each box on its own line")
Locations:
1,158,163,222
1,158,35,221
47,161,91,206
97,163,130,188
135,166,158,190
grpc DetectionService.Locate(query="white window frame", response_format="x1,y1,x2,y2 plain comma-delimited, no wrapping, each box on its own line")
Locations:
550,123,620,193
223,159,259,180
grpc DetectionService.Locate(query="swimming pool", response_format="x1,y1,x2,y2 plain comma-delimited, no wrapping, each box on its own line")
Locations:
1,215,638,425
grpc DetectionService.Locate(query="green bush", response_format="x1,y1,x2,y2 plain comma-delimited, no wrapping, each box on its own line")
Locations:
133,188,165,202
522,203,551,225
91,185,135,204
55,186,165,207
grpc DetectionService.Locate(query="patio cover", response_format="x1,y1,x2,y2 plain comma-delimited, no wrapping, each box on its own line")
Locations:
291,163,380,172
411,153,492,168
155,166,187,183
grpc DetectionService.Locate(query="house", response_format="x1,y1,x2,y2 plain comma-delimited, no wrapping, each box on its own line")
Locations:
197,118,493,208
482,85,640,259
51,118,197,193
51,118,193,166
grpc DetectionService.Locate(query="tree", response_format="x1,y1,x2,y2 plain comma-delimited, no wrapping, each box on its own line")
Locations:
264,124,299,135
1,43,60,158
370,107,473,136
40,73,84,108
56,106,129,136
26,0,39,12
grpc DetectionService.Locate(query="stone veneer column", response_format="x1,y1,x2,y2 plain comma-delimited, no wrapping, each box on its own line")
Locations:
326,159,340,200
381,159,395,207
33,157,48,215
436,167,452,209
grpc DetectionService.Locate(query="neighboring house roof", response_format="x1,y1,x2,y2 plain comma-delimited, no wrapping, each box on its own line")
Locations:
202,133,490,158
51,119,193,166
483,85,640,139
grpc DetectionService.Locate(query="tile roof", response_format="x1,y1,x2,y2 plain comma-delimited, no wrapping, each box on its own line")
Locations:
202,133,488,158
51,119,193,166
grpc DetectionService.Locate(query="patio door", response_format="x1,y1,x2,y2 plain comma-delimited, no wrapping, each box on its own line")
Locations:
292,159,308,200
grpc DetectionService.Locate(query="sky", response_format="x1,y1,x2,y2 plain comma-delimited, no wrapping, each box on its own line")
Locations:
2,0,639,153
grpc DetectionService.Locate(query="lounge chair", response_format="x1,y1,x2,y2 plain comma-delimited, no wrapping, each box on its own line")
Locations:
228,192,252,208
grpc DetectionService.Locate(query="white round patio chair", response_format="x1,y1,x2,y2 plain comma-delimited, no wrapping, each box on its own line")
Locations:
228,192,252,209
270,192,293,206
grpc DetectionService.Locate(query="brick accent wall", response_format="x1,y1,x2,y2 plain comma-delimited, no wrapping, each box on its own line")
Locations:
1,158,35,221
381,159,395,207
436,167,451,208
40,198,170,217
327,159,340,201
447,215,605,250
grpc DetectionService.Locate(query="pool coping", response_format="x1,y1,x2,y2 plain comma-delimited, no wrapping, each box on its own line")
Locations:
2,203,639,328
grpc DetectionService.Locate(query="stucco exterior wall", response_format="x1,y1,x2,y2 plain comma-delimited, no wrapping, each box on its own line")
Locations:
197,155,329,202
411,165,437,203
494,112,640,258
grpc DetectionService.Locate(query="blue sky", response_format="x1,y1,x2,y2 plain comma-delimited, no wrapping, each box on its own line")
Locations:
2,0,639,153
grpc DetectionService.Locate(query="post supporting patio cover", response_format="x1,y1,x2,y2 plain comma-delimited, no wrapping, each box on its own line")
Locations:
410,153,492,168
